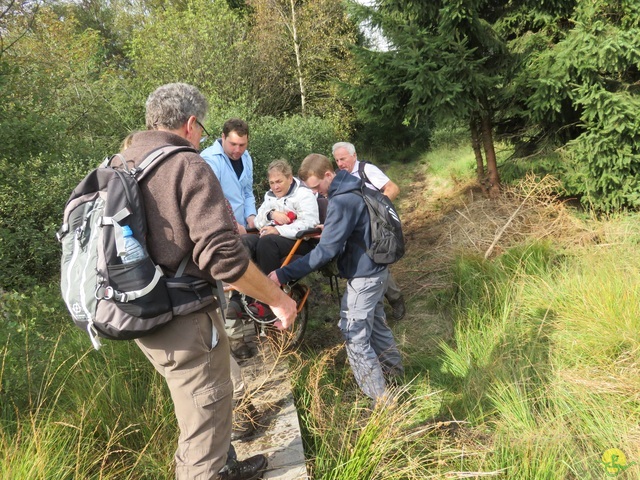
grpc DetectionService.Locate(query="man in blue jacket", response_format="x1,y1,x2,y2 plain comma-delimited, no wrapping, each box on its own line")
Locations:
269,154,404,407
201,118,257,359
201,118,257,230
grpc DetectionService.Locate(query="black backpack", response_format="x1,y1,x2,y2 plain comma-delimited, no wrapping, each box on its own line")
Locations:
355,161,405,264
57,145,220,349
358,185,405,265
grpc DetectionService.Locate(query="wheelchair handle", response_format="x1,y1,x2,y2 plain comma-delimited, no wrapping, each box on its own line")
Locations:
295,227,322,239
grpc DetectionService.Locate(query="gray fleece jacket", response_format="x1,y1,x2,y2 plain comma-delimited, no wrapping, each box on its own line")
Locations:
121,130,250,284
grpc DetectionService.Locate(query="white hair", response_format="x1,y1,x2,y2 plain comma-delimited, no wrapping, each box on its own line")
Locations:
332,142,356,155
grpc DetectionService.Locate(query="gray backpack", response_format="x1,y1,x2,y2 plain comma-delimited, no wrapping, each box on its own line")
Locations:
57,145,220,349
355,161,405,264
358,185,405,265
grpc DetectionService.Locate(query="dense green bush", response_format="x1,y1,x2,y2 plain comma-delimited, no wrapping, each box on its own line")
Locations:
0,285,68,415
0,155,95,290
249,115,338,198
351,116,432,164
524,1,640,211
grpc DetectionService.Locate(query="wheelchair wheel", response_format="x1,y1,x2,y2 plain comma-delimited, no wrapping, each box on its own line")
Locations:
287,283,309,348
261,283,308,351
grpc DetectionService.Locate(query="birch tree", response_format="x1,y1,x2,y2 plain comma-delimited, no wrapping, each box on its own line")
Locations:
247,0,358,127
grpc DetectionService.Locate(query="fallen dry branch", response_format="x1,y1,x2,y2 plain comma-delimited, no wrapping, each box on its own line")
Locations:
393,172,595,301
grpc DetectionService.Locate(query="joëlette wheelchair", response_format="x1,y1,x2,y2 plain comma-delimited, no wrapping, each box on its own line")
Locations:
223,196,339,349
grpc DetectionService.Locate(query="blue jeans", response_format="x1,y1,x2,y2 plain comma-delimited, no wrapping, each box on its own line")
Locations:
338,269,404,401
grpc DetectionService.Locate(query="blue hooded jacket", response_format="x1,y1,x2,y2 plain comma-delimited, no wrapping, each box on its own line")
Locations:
275,170,386,283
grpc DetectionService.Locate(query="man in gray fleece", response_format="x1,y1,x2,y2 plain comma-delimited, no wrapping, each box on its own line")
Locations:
121,83,296,480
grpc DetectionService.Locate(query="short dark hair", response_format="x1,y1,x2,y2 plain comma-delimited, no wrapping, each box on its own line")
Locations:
298,154,333,181
222,118,249,137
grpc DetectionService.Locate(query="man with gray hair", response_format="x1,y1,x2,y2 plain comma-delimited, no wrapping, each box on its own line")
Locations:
332,141,406,321
122,83,297,480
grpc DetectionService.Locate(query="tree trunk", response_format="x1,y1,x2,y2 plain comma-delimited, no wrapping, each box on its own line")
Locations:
480,113,501,197
289,0,306,115
469,116,484,180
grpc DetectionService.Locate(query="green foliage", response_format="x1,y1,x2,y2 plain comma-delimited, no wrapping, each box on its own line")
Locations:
523,0,640,211
249,115,337,198
128,0,252,116
351,114,432,161
246,0,358,132
347,0,510,126
0,9,132,164
0,286,63,416
0,155,95,290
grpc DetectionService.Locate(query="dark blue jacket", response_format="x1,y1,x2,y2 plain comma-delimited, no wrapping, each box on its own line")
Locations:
275,170,386,283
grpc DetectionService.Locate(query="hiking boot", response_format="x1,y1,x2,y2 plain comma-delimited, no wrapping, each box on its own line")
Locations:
218,454,267,480
230,339,253,360
232,401,259,441
389,295,406,321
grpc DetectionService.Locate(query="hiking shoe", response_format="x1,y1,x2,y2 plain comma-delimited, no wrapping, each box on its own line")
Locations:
389,295,406,321
230,339,253,360
218,454,267,480
231,401,259,441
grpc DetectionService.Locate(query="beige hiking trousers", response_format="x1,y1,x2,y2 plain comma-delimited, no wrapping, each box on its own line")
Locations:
135,306,233,479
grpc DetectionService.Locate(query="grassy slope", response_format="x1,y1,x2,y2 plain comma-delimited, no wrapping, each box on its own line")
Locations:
1,138,639,479
295,139,640,479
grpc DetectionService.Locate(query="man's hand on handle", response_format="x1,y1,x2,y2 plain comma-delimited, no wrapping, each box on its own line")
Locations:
266,270,292,330
270,297,296,330
228,262,295,330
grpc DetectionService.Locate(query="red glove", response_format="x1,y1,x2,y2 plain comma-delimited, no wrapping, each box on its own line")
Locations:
273,210,298,225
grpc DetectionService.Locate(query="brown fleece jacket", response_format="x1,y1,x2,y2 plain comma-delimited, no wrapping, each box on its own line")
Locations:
121,130,249,284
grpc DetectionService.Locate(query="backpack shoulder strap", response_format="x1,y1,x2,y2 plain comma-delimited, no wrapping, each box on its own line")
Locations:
134,145,198,180
357,161,378,191
350,185,370,252
103,145,197,179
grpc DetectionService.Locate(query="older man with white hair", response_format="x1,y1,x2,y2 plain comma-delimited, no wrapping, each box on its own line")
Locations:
332,141,406,321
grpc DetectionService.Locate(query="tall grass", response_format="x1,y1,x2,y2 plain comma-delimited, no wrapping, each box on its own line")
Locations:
293,236,640,478
0,285,176,479
440,241,639,478
290,347,459,479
